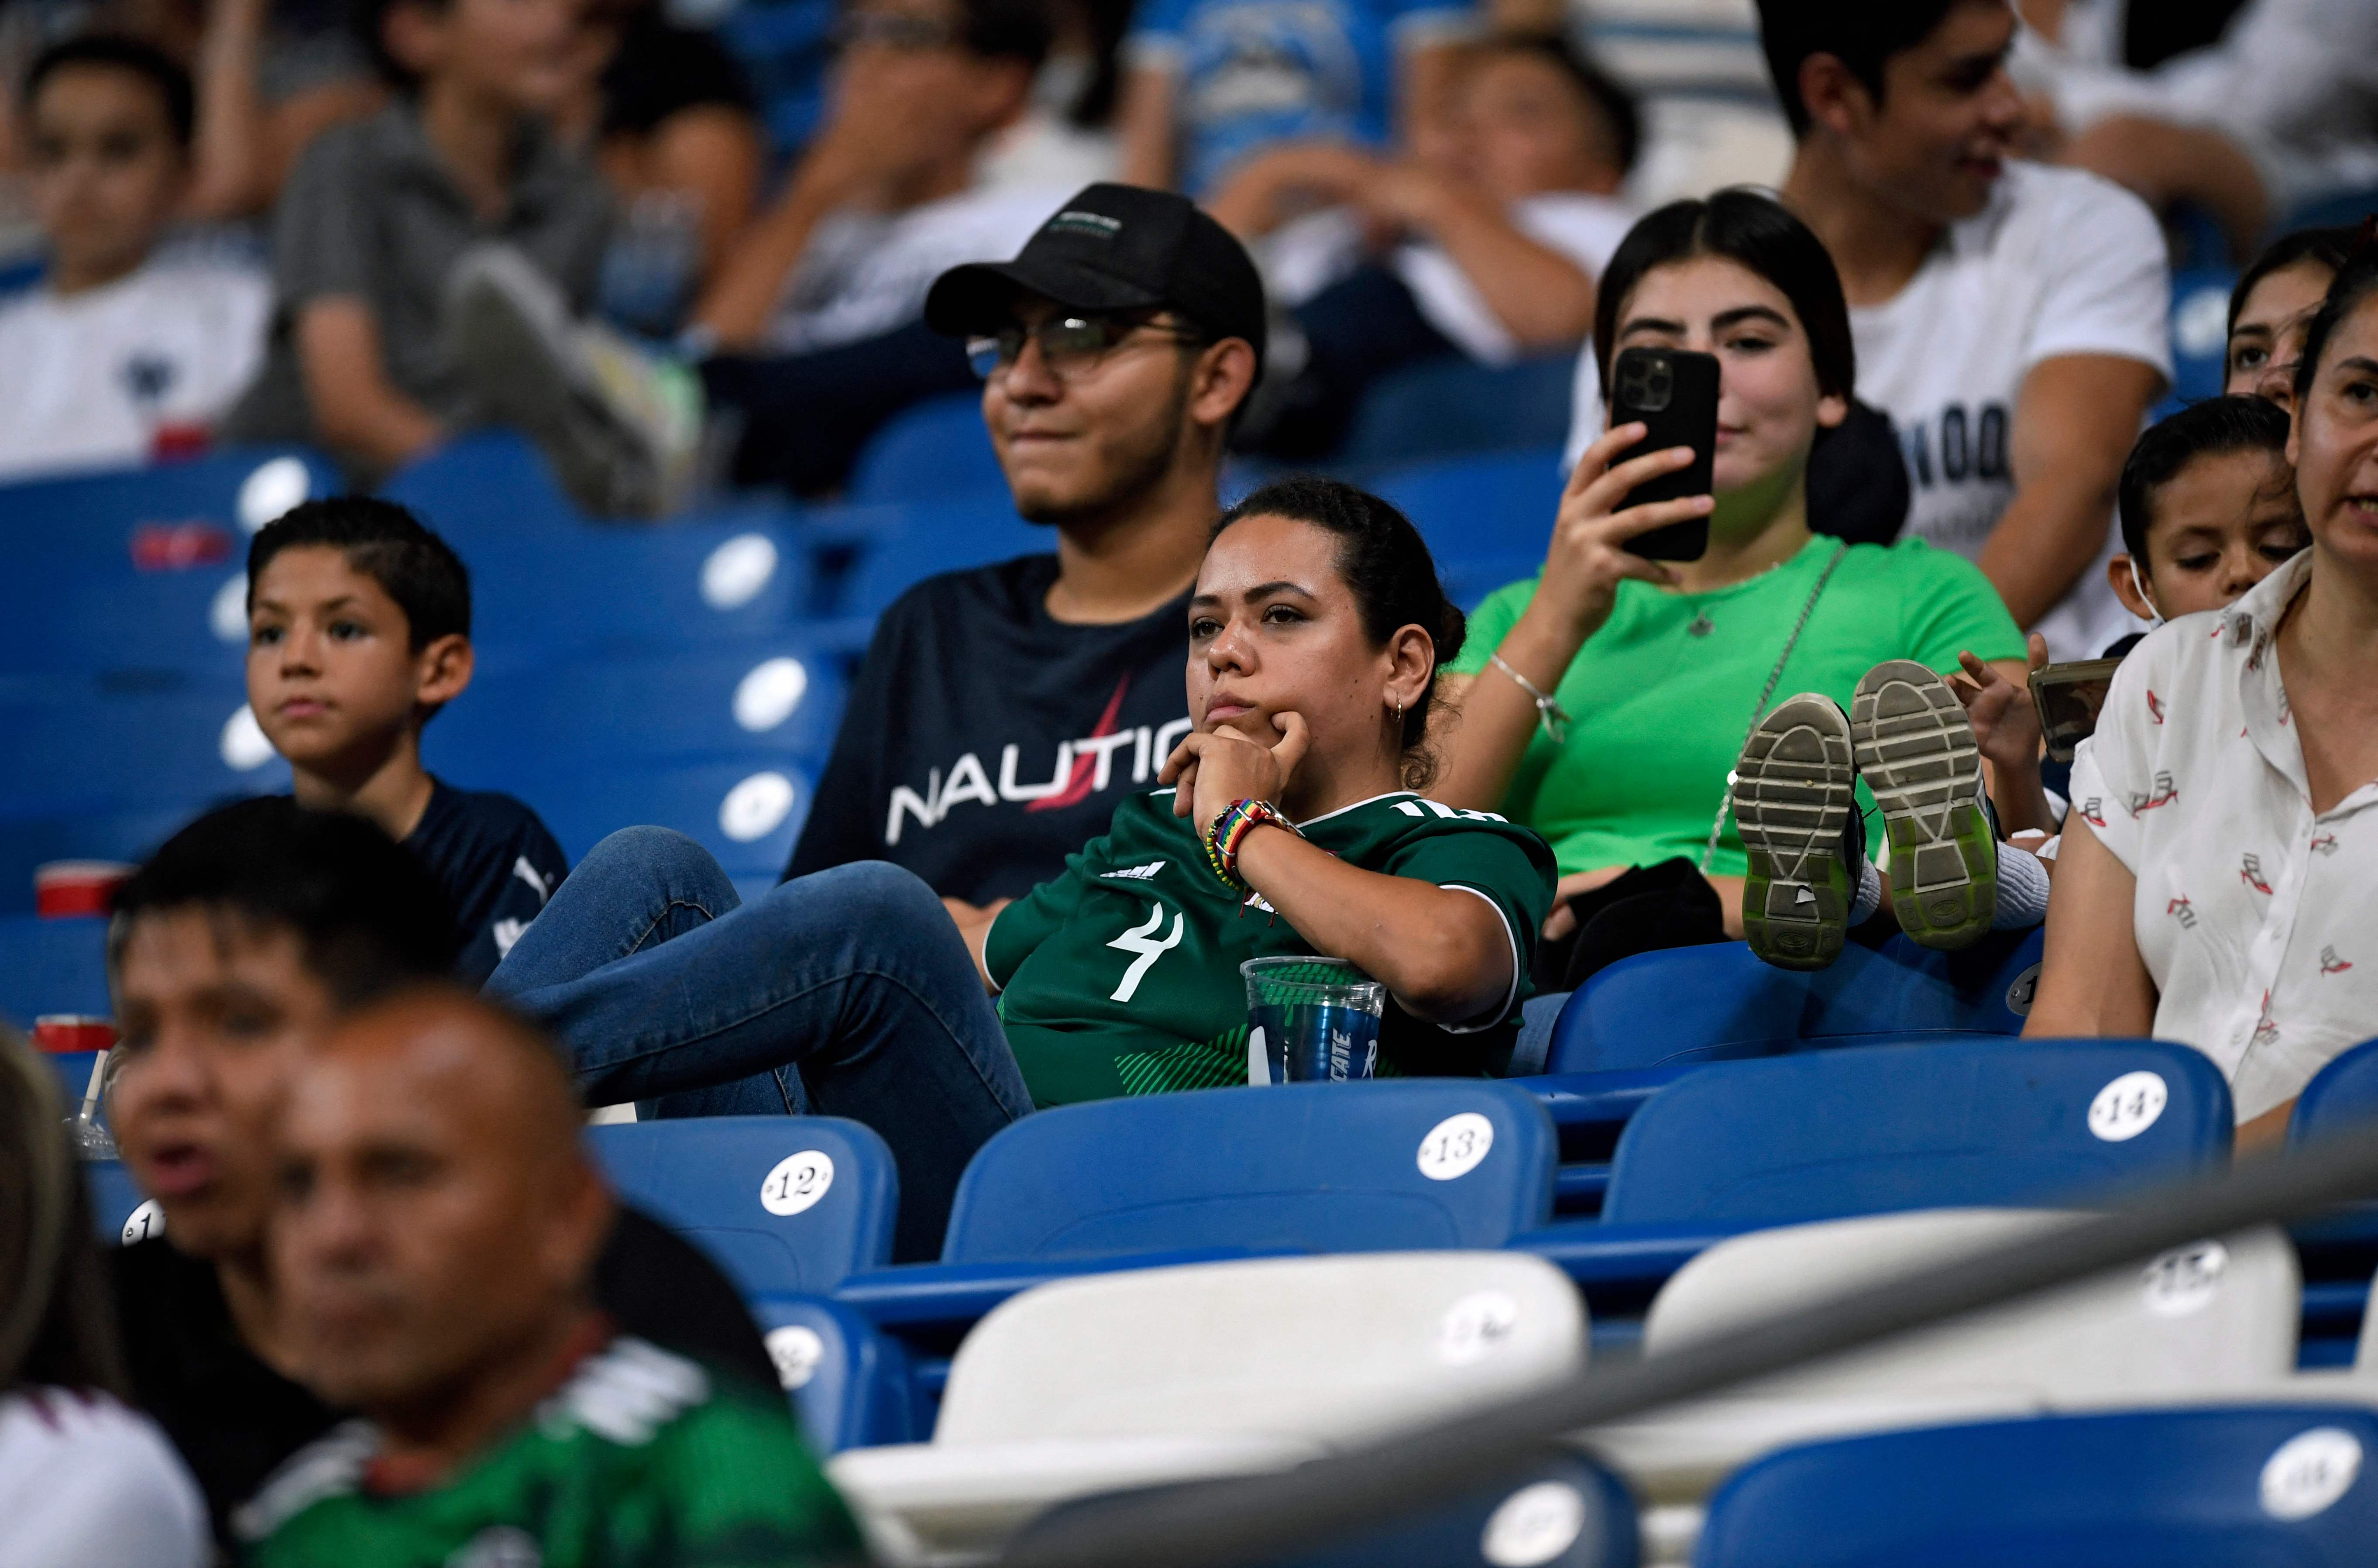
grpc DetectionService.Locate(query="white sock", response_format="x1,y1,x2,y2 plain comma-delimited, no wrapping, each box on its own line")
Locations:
1993,838,2052,929
1849,858,1884,924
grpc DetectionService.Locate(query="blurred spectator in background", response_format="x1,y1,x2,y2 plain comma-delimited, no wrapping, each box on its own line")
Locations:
1215,31,1637,457
0,35,266,479
976,0,1133,191
1445,191,2030,988
2224,224,2358,411
690,0,1063,495
180,0,386,219
2017,0,2378,260
103,800,783,1548
238,989,863,1566
787,184,1260,910
221,0,700,516
1622,0,2170,660
1115,0,1473,198
559,0,763,334
0,1025,208,1568
2028,254,2378,1152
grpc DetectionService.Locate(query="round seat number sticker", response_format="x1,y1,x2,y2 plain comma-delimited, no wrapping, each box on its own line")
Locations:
2261,1427,2362,1520
1480,1481,1586,1567
760,1150,835,1216
2087,1070,2168,1142
2139,1239,2227,1317
765,1325,826,1390
122,1199,165,1245
1437,1290,1521,1365
1417,1113,1495,1181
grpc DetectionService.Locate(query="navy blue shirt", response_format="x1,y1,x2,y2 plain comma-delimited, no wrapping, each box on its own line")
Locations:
403,777,570,983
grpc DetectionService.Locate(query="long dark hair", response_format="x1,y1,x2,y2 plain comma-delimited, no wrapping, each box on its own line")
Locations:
2228,225,2359,342
1593,188,1856,409
1211,478,1467,788
1,1026,131,1397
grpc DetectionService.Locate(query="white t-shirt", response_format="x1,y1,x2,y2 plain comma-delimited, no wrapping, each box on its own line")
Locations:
1564,162,2171,658
0,257,269,483
766,187,1070,355
0,1389,208,1568
2070,552,2378,1122
1394,192,1636,364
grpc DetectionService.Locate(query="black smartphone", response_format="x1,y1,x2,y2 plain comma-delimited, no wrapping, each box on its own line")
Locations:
1607,346,1718,562
2029,658,2125,763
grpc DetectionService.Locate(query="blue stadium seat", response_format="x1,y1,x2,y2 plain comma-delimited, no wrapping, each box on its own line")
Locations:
2289,1036,2378,1148
85,1159,156,1243
522,756,814,879
747,1293,921,1452
1371,447,1563,569
835,1081,1557,1338
1261,1449,1637,1568
1339,358,1579,469
1546,929,2042,1074
0,806,204,918
834,499,1052,619
845,392,1004,505
715,0,835,155
587,1116,897,1297
1,678,288,819
427,643,849,782
1512,1037,2232,1323
2168,266,2239,408
0,915,110,1029
1697,1406,2378,1566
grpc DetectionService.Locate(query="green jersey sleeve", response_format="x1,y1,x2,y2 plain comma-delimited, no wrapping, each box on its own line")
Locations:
1446,579,1538,677
1377,820,1557,1029
658,1383,866,1568
1892,539,2026,670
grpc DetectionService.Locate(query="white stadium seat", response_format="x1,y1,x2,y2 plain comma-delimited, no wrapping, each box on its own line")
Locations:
829,1251,1587,1566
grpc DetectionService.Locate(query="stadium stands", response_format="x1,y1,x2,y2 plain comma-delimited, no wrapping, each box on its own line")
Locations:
828,1251,1588,1565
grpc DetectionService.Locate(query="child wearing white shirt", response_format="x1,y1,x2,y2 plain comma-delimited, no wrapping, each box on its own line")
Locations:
0,38,267,483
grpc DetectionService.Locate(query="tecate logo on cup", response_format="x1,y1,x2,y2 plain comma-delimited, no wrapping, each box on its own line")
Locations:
34,861,135,919
34,1016,117,1053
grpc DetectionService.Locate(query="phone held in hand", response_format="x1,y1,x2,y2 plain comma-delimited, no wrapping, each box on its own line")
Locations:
2030,658,2125,763
1608,345,1718,562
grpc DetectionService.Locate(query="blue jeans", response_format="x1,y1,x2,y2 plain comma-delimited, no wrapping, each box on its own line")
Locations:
486,827,1031,1260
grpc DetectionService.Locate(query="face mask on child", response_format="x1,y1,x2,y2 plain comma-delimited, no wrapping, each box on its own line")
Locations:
2127,556,2165,630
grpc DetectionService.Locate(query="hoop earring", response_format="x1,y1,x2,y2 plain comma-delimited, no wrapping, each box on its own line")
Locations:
1393,696,1405,722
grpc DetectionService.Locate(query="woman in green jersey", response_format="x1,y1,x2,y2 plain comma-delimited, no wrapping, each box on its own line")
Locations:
976,477,1559,1104
1433,189,2042,982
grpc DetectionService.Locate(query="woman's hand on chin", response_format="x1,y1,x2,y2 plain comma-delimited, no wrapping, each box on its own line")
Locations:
1161,712,1312,828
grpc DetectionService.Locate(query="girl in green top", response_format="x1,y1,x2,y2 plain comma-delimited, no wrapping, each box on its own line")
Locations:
973,477,1557,1104
1434,189,2049,979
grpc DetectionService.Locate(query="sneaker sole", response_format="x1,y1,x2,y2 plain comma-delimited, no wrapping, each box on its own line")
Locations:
1852,660,1997,950
1736,694,1857,971
445,251,663,518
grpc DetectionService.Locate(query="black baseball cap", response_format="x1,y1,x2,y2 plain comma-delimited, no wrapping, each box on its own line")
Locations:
924,183,1266,372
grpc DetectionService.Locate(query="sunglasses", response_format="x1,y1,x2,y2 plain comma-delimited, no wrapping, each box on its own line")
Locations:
966,314,1204,381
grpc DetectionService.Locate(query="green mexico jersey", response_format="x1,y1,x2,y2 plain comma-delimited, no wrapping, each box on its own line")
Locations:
237,1337,862,1568
986,789,1557,1106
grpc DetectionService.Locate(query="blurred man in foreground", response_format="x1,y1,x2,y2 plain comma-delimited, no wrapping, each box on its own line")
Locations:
239,987,863,1565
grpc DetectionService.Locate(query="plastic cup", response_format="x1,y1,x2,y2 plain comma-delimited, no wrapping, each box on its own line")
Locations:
1242,957,1386,1085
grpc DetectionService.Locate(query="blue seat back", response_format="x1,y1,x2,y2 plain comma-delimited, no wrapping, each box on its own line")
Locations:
1266,1449,1636,1568
835,499,1051,618
845,392,1004,505
2,679,288,818
587,1117,897,1296
526,757,814,880
0,916,111,1029
1343,363,1577,468
1549,929,2043,1074
1698,1406,2378,1566
85,1159,158,1243
2289,1036,2378,1148
942,1081,1557,1263
1602,1037,2231,1226
746,1293,920,1452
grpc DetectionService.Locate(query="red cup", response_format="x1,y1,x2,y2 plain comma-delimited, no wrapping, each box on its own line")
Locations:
149,423,213,463
130,519,234,571
34,861,134,919
34,1015,117,1053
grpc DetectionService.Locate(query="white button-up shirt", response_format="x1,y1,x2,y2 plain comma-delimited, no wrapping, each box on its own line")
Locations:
2071,551,2378,1121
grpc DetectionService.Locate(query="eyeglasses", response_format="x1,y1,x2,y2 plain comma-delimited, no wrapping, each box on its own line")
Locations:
966,315,1203,381
830,12,961,52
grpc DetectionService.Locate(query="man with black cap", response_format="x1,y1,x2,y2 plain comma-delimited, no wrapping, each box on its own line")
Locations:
785,182,1264,941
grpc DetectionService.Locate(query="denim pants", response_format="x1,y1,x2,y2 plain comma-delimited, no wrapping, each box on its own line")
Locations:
486,827,1032,1260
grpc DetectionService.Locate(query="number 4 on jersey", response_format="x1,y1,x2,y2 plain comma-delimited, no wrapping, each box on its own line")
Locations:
1108,903,1185,1001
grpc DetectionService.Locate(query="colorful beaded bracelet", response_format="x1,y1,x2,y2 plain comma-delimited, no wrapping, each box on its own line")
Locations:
1202,798,1292,891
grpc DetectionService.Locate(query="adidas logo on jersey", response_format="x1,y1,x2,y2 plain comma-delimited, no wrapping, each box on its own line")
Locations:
1100,861,1167,882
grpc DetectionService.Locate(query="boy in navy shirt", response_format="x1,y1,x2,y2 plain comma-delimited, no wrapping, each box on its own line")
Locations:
244,497,567,981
